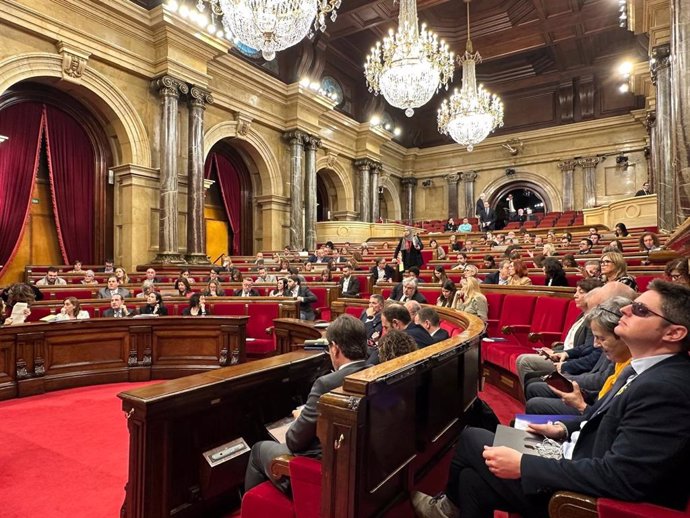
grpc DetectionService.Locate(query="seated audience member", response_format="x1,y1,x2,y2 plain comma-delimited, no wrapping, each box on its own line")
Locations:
601,251,637,291
453,277,488,321
179,268,196,284
229,268,243,283
639,232,662,253
482,259,511,285
145,267,162,284
0,285,33,325
303,261,314,273
36,266,67,286
114,267,130,285
461,239,475,253
432,265,449,286
203,280,225,297
448,234,462,252
360,294,383,347
268,278,288,297
102,294,132,318
482,255,496,270
507,259,531,286
377,330,418,362
381,303,435,350
602,239,625,254
220,255,233,271
590,232,601,246
67,260,85,274
437,280,457,308
413,280,690,518
103,259,115,274
562,254,578,268
318,268,332,282
338,264,360,297
665,257,690,286
244,315,367,493
278,258,291,274
174,277,194,298
81,270,99,286
463,264,479,279
182,293,209,316
135,280,155,299
286,275,318,320
578,238,593,255
417,307,450,345
430,239,447,260
205,267,225,284
388,277,428,304
614,221,629,237
98,276,130,299
581,260,601,279
234,277,260,297
54,297,90,321
635,181,652,196
451,253,468,271
309,248,331,264
457,218,472,233
255,266,276,284
405,300,422,324
525,296,633,415
140,292,168,316
444,217,456,232
543,257,568,287
516,278,604,384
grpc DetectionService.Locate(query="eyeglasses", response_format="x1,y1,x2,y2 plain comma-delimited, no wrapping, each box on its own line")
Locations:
629,301,679,325
669,273,682,281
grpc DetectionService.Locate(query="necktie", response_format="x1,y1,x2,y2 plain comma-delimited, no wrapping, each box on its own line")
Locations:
591,364,636,418
401,296,407,302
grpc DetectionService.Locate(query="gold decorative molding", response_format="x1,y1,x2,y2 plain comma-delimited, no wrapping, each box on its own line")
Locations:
56,42,91,84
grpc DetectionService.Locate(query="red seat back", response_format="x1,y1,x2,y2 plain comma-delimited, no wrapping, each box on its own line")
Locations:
531,296,570,333
498,295,536,328
290,457,322,518
561,300,582,341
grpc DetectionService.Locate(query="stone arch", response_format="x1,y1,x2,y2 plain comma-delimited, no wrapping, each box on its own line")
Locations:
381,176,402,220
0,52,150,167
482,172,561,213
204,121,282,198
316,155,355,214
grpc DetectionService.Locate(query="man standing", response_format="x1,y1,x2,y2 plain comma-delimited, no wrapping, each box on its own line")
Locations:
36,267,67,286
394,228,424,270
475,193,486,219
338,264,361,298
286,275,318,320
479,202,496,231
244,314,367,493
412,280,690,518
635,181,652,196
506,194,517,221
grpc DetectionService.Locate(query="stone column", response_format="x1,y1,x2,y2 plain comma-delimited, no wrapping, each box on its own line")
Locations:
185,86,214,264
303,134,321,250
355,159,372,222
401,176,418,224
460,171,477,219
671,0,690,220
152,75,188,263
445,173,460,219
370,163,382,222
577,157,600,208
557,159,577,211
284,130,306,250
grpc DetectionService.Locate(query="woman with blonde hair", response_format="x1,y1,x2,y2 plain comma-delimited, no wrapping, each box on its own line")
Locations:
114,267,130,285
508,259,532,286
452,277,488,321
463,264,479,279
600,252,637,290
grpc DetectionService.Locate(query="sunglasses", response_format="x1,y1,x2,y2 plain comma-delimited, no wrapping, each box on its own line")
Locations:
629,301,679,325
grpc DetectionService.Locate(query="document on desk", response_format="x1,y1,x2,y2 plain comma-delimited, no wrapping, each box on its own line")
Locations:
9,303,28,325
265,417,294,444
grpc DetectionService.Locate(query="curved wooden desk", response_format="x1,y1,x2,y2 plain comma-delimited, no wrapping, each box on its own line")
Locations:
0,316,248,400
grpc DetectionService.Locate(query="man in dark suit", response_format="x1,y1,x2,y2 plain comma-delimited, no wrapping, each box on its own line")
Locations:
416,307,450,345
98,276,130,299
413,280,690,518
370,257,395,285
286,275,318,320
479,201,496,231
102,294,133,317
475,193,486,218
233,277,260,297
338,264,361,297
360,294,383,346
635,181,651,196
380,303,436,350
244,314,367,493
388,277,427,304
308,248,332,264
482,260,511,285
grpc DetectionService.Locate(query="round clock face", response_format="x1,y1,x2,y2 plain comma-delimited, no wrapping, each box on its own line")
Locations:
321,76,344,105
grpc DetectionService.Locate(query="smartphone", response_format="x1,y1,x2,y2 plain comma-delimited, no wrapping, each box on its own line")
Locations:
543,372,574,393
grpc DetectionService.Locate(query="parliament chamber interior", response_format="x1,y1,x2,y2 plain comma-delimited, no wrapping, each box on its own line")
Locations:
1,0,690,517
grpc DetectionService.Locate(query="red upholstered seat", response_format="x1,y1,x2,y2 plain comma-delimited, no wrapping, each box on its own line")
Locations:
308,287,330,320
485,293,505,337
635,274,661,292
495,294,538,344
345,306,363,318
290,457,321,518
246,303,277,356
241,481,295,518
49,288,96,300
482,342,530,374
597,498,690,518
440,320,464,337
211,302,248,316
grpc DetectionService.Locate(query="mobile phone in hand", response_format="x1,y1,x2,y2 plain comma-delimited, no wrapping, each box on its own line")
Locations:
543,372,574,393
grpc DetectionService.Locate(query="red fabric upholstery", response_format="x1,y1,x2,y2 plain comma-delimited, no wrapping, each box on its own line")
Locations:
485,293,505,337
597,498,690,518
482,342,529,374
290,457,322,518
440,320,463,337
246,303,277,356
211,302,248,316
635,275,661,292
241,481,295,518
345,306,362,318
48,288,96,300
309,287,330,319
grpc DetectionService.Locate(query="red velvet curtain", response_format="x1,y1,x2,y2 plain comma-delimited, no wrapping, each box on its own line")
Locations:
43,105,95,263
206,151,243,254
0,103,45,274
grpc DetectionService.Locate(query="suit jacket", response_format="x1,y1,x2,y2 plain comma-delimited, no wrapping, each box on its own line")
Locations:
479,208,496,230
635,189,651,196
546,271,569,287
359,310,382,340
338,275,361,297
294,286,318,320
482,271,507,285
429,328,450,345
286,360,367,455
389,284,428,304
394,237,424,269
98,287,130,299
233,288,260,297
521,354,690,510
370,265,395,284
475,198,485,217
405,323,436,348
102,307,134,317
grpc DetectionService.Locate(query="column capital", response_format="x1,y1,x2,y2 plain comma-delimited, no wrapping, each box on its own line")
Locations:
304,134,322,150
401,176,418,187
650,44,671,85
188,85,214,108
152,75,189,98
557,159,578,172
644,111,656,131
354,158,376,171
460,171,478,183
576,157,601,169
283,129,307,145
445,172,460,184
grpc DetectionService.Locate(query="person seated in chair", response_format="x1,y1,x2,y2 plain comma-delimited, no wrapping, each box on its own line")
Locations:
338,264,360,298
388,277,427,304
416,307,449,345
36,267,67,286
360,294,383,349
381,303,435,350
234,277,260,297
98,276,130,299
370,257,395,285
286,275,318,320
102,294,133,318
244,314,367,494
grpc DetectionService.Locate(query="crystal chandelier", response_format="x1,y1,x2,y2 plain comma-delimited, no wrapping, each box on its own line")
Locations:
166,0,341,61
437,1,503,151
364,0,454,117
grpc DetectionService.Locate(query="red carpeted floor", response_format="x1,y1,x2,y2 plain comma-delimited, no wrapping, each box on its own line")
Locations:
0,381,522,518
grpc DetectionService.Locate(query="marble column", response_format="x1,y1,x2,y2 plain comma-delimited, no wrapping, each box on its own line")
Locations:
557,159,577,211
370,163,382,222
152,75,188,264
303,134,321,251
460,171,477,219
355,159,372,222
185,86,213,264
577,157,600,208
652,44,675,230
284,130,306,250
671,0,690,220
445,173,460,219
401,176,417,224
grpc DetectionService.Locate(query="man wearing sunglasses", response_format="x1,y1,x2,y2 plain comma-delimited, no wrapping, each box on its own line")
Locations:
413,280,690,518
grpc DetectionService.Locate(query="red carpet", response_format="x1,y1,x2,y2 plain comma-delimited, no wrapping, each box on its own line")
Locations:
0,381,520,518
